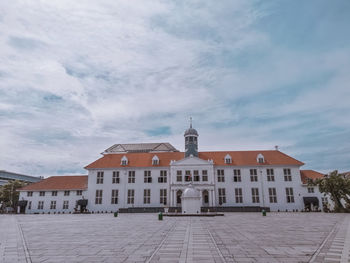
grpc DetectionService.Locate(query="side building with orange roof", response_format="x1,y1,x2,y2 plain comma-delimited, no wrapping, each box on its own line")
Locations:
18,176,88,214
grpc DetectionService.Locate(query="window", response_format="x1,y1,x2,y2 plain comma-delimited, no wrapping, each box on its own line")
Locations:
95,190,103,204
38,201,44,210
64,190,70,196
97,171,104,184
284,169,292,181
121,156,128,166
144,171,152,183
112,171,120,184
111,189,118,204
251,188,259,203
160,189,167,205
176,170,182,182
152,155,159,165
52,191,57,196
144,189,151,204
127,189,134,204
158,170,167,183
307,187,314,193
28,201,31,210
250,169,258,182
185,170,191,182
193,170,200,182
27,191,33,197
202,170,208,181
218,188,226,205
257,153,265,164
76,190,82,196
50,201,56,209
225,154,232,164
217,169,225,182
233,169,241,182
39,191,45,196
267,169,275,182
268,188,277,203
63,200,69,209
128,171,135,183
286,188,294,203
235,188,243,203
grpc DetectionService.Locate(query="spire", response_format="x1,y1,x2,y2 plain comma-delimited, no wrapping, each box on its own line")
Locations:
184,118,199,158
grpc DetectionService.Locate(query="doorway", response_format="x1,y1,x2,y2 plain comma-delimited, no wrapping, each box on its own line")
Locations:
176,190,182,206
202,190,209,206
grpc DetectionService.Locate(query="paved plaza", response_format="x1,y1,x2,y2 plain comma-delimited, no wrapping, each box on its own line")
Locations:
0,212,349,263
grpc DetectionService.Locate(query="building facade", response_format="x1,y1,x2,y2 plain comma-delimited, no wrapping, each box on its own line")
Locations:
18,125,326,214
18,176,88,214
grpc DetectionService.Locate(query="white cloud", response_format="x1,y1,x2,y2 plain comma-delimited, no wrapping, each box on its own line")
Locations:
0,0,349,176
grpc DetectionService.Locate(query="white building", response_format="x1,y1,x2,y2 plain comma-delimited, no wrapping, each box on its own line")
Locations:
18,176,88,214
18,124,327,214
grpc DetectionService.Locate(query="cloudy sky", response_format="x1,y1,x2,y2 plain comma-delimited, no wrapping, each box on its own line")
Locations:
0,0,349,177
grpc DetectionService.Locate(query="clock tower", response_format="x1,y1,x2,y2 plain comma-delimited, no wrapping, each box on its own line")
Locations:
184,118,199,158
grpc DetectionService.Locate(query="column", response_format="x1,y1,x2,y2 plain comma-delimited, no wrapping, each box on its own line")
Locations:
208,190,212,207
172,189,175,206
211,189,216,206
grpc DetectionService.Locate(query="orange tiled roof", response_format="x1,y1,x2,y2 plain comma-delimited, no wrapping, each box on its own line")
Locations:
18,175,88,191
300,170,324,184
85,150,304,169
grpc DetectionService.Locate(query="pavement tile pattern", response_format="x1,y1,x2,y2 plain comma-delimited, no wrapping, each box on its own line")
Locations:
324,217,350,263
0,213,349,263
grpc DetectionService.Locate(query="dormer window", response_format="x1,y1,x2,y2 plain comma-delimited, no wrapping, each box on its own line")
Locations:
121,155,128,166
257,153,265,164
224,154,232,164
152,155,159,165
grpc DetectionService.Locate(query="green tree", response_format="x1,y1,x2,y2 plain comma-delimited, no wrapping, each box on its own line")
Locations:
0,180,28,208
311,170,350,212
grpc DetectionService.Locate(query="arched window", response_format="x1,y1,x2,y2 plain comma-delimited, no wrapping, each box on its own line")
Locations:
225,154,232,164
152,155,159,165
121,155,128,166
257,153,264,164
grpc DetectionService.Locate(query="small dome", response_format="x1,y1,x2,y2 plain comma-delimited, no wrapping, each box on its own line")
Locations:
183,185,200,198
184,127,198,136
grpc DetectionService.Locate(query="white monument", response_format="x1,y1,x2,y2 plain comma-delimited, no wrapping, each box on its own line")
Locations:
181,183,201,214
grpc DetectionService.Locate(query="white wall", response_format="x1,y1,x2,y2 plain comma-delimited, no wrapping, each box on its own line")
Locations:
87,167,171,212
19,163,315,213
85,159,308,212
213,165,304,211
19,190,87,214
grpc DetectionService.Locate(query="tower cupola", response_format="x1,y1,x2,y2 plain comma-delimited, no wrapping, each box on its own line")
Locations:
184,118,199,158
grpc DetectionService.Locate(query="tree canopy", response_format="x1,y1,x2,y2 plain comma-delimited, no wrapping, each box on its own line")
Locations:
312,170,350,212
0,180,28,208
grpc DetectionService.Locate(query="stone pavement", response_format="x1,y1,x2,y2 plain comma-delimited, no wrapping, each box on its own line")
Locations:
323,217,350,263
0,212,349,263
0,216,27,263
